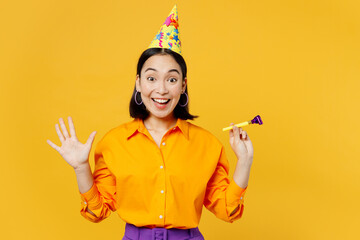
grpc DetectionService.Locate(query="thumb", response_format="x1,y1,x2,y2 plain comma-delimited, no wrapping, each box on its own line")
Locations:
86,131,97,146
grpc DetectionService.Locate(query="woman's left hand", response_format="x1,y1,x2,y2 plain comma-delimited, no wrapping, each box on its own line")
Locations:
229,123,254,166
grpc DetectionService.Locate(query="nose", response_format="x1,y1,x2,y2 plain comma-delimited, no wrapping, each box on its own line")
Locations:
156,79,168,94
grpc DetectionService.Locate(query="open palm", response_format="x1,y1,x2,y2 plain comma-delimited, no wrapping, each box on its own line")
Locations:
46,116,97,170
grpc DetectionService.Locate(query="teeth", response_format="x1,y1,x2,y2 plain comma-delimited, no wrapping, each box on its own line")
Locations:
153,99,169,103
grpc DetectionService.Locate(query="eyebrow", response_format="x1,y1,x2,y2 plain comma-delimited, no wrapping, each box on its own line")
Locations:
144,67,180,75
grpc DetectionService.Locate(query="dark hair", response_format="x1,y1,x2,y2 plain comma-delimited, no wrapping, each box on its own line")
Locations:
129,47,198,120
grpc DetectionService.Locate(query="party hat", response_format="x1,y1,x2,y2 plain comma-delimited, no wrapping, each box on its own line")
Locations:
148,4,182,55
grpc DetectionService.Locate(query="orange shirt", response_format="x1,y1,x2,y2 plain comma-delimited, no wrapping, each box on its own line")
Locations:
79,118,247,229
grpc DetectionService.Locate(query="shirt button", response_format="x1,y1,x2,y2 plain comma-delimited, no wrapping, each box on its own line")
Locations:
84,201,87,204
173,127,176,130
240,197,243,200
162,142,166,146
159,215,163,219
160,165,163,169
160,190,164,193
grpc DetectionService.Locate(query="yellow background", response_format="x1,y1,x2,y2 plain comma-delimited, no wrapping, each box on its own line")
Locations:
1,0,359,239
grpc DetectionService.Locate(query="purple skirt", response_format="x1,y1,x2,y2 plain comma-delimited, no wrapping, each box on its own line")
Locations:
122,223,205,240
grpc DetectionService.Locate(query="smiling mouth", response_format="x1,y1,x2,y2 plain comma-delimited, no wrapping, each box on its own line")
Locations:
152,98,170,104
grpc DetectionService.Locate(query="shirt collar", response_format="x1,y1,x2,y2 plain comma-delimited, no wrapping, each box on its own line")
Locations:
126,118,189,140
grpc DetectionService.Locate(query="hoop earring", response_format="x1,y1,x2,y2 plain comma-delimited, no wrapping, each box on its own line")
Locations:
179,92,188,107
134,90,143,105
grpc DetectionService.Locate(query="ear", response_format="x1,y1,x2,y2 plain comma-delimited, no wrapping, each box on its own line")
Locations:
182,77,187,93
135,74,141,92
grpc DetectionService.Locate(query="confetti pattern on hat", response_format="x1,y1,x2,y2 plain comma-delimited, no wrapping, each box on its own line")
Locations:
148,4,182,55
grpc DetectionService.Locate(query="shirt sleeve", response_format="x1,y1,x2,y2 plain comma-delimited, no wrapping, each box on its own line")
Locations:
79,138,117,223
203,145,247,223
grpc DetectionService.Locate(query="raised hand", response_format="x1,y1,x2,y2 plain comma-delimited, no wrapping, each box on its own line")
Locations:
229,123,254,167
47,116,97,170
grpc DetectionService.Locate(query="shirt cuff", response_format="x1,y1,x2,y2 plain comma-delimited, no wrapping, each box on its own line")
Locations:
79,182,100,206
226,179,247,205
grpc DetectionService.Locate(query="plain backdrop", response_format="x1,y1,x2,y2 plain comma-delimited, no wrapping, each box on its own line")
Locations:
0,0,359,239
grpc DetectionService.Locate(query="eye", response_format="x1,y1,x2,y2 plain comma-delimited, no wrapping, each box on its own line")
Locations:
147,77,155,81
168,78,177,83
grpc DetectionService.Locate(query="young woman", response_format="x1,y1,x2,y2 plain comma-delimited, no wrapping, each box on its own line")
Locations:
47,5,254,240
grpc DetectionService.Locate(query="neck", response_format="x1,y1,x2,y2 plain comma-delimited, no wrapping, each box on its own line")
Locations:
144,115,177,132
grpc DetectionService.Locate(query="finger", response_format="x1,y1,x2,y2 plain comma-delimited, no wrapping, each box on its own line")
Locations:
46,139,62,153
229,127,234,141
228,123,235,141
239,128,246,140
238,127,243,139
67,116,77,140
244,131,251,141
59,117,70,138
240,128,246,139
229,123,234,136
55,123,65,142
85,131,97,147
232,125,240,143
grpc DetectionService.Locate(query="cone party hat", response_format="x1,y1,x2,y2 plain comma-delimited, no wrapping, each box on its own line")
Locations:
148,4,182,55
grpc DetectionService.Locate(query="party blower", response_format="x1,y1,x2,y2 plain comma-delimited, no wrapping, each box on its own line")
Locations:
222,115,263,131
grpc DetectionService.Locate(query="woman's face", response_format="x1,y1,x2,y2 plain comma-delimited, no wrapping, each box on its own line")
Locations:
136,54,187,121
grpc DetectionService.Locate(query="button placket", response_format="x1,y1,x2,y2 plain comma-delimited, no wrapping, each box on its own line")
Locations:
157,138,167,223
158,152,165,221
